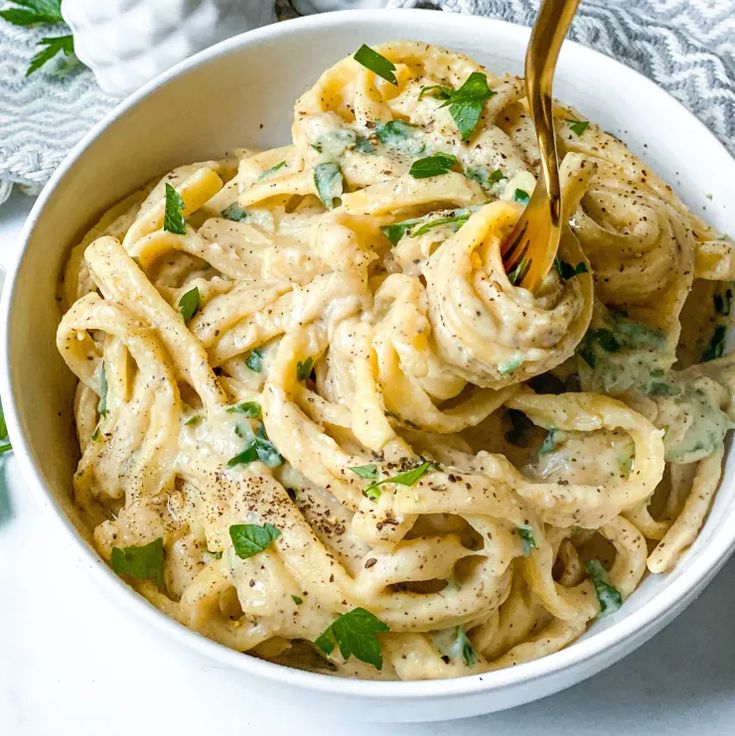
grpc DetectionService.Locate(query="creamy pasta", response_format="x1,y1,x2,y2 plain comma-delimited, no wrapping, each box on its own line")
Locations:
56,41,735,680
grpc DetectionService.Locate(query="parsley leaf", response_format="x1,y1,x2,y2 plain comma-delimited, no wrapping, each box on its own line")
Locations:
229,523,281,559
513,188,530,205
178,286,200,322
111,538,165,588
354,134,374,154
411,212,471,238
0,0,63,25
352,44,397,85
349,464,378,480
98,363,108,417
440,72,495,141
375,120,425,156
184,414,202,426
555,257,588,280
578,328,621,367
296,356,314,381
0,401,11,455
380,218,422,246
220,203,249,221
362,460,438,501
227,401,261,418
508,257,530,286
257,160,287,181
566,118,590,137
702,325,727,362
26,33,74,76
585,559,622,617
538,429,558,456
315,607,389,670
419,83,452,100
291,594,303,605
163,183,186,234
409,153,457,179
245,348,263,373
314,162,343,209
456,626,477,666
517,525,537,556
466,166,504,189
227,431,282,468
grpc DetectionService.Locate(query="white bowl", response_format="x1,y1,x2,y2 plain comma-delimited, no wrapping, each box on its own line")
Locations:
2,8,735,723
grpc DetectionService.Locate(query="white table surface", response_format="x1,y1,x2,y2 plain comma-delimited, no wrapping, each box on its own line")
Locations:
1,188,734,735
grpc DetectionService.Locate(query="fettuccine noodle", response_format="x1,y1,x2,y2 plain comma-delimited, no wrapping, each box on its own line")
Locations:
56,42,735,680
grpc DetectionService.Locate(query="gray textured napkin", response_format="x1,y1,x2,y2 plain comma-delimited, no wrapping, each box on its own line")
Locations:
1,0,734,199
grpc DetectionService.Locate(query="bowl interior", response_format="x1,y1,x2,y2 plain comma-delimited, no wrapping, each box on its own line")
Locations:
4,7,735,712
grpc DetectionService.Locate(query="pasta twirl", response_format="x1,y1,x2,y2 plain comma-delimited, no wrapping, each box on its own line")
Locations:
56,41,735,680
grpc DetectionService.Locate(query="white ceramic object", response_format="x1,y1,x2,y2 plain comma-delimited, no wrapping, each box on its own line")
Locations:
61,0,275,96
292,0,390,14
3,9,735,723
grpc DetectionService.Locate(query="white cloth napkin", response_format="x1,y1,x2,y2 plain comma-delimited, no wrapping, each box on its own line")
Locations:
1,0,733,198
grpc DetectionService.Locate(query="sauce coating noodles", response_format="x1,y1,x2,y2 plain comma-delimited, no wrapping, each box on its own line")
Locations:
57,42,735,679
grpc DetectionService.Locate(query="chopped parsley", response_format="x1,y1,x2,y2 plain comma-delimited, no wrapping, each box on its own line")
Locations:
362,460,438,501
508,258,530,286
245,348,263,373
456,626,477,666
702,325,726,362
0,403,9,454
257,160,287,181
352,44,397,85
375,120,425,156
466,166,504,189
538,429,558,455
380,218,422,246
513,188,530,205
111,537,165,588
354,134,374,154
220,203,249,221
314,162,343,209
381,208,471,245
498,354,523,374
517,525,537,556
229,522,281,559
184,414,202,426
578,328,621,367
585,559,622,617
555,257,588,280
227,426,282,468
349,464,379,480
291,594,303,605
296,356,314,381
98,363,108,417
163,183,186,235
411,211,471,238
409,153,457,179
566,118,590,137
315,607,390,670
178,286,200,322
227,401,261,418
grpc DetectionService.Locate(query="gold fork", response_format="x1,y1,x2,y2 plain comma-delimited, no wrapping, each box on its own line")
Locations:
501,0,581,291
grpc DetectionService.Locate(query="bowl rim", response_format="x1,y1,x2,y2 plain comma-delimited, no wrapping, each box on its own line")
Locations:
3,6,735,701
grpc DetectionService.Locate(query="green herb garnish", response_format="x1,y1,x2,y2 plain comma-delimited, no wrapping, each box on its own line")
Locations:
585,559,622,617
178,286,200,322
380,218,422,246
375,120,425,156
538,429,558,455
98,364,108,417
466,166,503,189
227,401,262,418
517,525,537,556
315,607,390,670
245,348,263,373
111,538,165,588
229,523,281,559
227,431,282,468
456,626,477,666
409,153,457,179
291,594,303,605
702,325,727,362
352,44,397,85
362,460,438,501
296,356,314,382
578,328,621,367
441,72,495,141
349,464,379,480
184,415,202,426
411,212,470,238
314,162,343,210
257,160,287,181
555,257,588,280
513,188,530,205
354,134,374,154
220,203,249,221
508,258,530,286
566,118,590,137
163,183,186,234
498,355,523,374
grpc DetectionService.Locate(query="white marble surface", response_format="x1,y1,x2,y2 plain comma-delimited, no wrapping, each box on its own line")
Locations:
1,188,734,735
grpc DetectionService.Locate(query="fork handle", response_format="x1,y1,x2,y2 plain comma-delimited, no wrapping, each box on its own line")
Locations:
525,0,580,225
